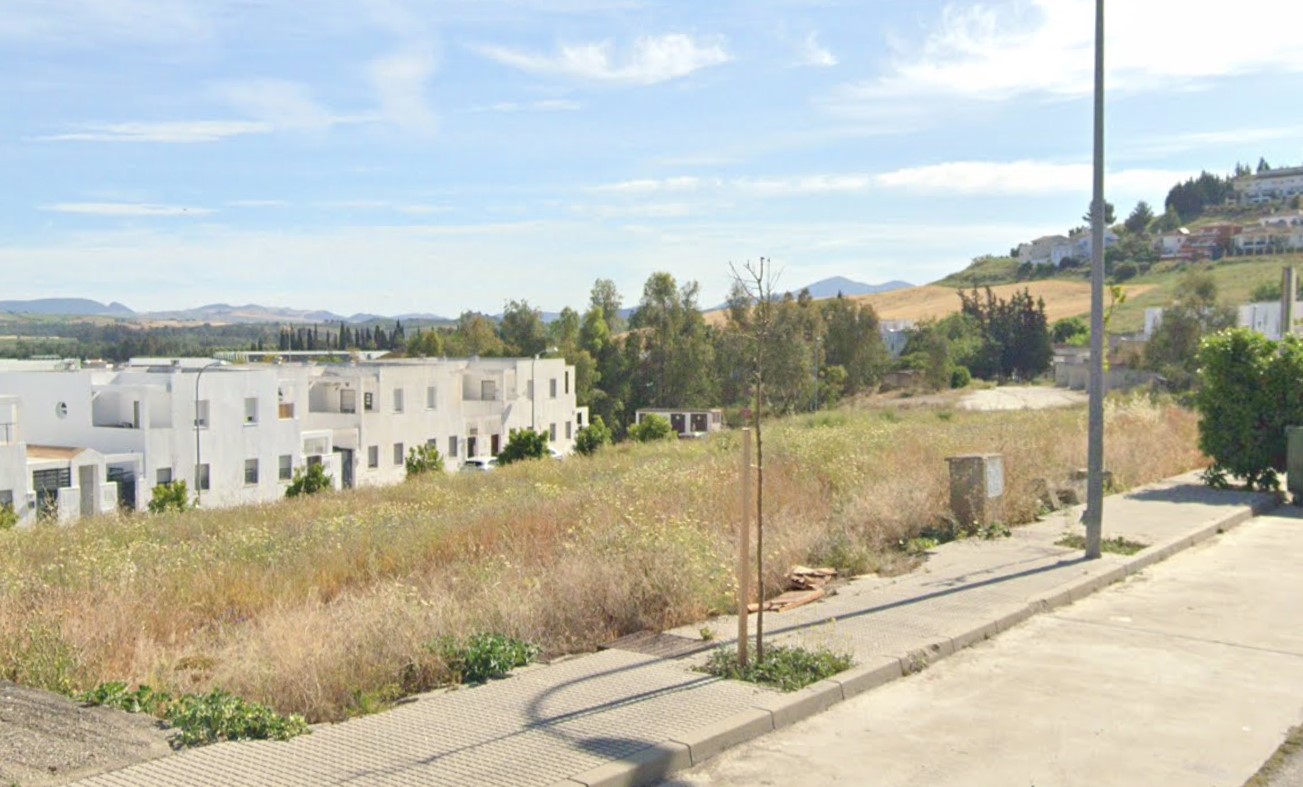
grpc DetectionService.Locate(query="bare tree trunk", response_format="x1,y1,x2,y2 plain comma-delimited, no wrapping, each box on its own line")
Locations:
754,356,765,663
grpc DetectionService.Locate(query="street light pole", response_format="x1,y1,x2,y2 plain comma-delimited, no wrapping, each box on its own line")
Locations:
193,360,223,506
1083,0,1106,560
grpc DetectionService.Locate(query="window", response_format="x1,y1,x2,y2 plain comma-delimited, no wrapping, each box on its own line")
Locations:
156,468,172,486
279,454,293,481
393,442,404,466
565,371,570,395
448,435,458,459
244,397,258,424
491,434,500,456
1,490,15,511
393,388,404,413
194,463,210,491
549,378,557,399
244,459,259,485
577,411,583,427
340,389,357,414
549,423,557,442
303,435,330,456
481,379,497,400
363,392,375,412
367,445,379,468
426,385,437,409
194,400,210,428
565,421,572,440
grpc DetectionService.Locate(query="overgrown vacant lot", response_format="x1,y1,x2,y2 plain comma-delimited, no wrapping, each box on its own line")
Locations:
0,398,1203,723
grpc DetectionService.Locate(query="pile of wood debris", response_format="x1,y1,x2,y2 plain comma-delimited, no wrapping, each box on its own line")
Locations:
747,566,838,614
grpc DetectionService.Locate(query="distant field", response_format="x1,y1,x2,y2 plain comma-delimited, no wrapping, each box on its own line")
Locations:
854,281,1152,325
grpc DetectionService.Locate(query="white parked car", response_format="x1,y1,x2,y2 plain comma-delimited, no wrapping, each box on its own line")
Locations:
461,457,498,472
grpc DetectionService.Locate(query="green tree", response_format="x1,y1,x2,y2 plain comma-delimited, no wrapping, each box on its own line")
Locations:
0,502,16,531
499,300,549,357
628,272,717,409
957,288,1053,380
148,481,191,514
820,296,888,396
1144,271,1236,390
405,443,445,477
447,312,505,357
1123,201,1154,234
588,278,625,333
286,463,333,498
1082,200,1116,225
573,415,613,455
497,428,548,464
1052,317,1089,345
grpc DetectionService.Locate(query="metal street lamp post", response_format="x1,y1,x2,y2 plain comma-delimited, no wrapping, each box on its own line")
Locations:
193,360,224,506
1083,0,1106,559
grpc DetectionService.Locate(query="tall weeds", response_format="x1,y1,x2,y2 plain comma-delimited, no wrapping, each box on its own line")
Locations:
0,399,1202,722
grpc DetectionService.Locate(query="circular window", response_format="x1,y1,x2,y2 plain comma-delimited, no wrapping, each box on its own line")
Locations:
55,402,68,418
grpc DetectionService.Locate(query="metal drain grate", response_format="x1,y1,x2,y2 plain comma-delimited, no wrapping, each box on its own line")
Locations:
600,630,715,660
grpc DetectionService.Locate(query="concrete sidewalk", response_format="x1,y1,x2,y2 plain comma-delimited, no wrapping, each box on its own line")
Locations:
70,474,1278,787
668,507,1303,787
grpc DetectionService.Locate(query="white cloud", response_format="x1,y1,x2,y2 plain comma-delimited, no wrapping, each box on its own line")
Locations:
212,79,345,132
795,32,837,68
227,199,287,208
37,120,273,144
590,176,710,194
828,0,1303,114
587,161,1193,202
367,46,440,136
41,202,214,217
0,0,213,45
471,99,584,113
474,33,730,85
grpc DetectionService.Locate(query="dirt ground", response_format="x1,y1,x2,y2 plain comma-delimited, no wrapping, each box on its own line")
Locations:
955,386,1088,411
0,682,173,787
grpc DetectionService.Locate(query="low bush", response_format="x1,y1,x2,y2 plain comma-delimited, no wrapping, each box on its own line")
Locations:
79,683,309,748
1055,533,1148,555
147,481,190,514
703,644,853,692
433,633,539,685
1197,329,1303,490
405,443,445,477
628,413,676,442
0,503,17,531
573,416,613,456
497,429,549,465
286,463,332,498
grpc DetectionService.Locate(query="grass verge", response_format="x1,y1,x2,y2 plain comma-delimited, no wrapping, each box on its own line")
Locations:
1055,533,1149,555
79,682,309,748
702,645,854,692
1244,724,1303,787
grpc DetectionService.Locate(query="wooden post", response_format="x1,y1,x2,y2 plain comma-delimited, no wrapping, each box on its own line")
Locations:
737,427,752,667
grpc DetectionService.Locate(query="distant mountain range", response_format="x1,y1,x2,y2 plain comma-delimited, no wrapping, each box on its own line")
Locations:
0,277,914,325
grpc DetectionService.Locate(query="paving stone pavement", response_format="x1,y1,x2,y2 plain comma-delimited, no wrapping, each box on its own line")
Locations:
69,473,1277,787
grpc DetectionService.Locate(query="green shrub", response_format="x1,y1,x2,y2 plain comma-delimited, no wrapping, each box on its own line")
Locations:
703,644,854,692
573,416,613,456
0,503,17,531
286,463,333,498
1196,329,1303,490
949,366,971,389
433,633,539,685
405,443,445,477
147,481,191,514
165,689,308,748
497,429,548,465
79,683,309,748
628,413,676,443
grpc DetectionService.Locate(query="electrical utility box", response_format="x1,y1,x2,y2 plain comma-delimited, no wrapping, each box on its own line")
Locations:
947,453,1005,527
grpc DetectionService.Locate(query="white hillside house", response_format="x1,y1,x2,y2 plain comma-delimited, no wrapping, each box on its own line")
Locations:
1234,167,1303,206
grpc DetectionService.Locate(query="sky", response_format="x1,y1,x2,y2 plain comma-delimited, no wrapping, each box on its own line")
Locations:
4,0,1303,317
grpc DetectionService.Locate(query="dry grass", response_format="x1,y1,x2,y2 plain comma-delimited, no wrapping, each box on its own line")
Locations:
0,397,1203,722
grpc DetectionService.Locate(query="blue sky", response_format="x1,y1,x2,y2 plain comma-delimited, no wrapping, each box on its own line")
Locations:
4,0,1303,316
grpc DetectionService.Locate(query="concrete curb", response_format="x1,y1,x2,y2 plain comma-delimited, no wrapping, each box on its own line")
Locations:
564,489,1284,787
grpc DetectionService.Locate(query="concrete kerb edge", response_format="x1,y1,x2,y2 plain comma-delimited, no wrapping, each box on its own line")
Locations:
752,679,844,729
668,707,776,765
828,655,903,700
566,741,692,787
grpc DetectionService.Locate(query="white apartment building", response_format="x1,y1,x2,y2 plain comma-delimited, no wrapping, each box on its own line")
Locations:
1144,301,1301,341
879,320,915,358
1018,235,1075,267
0,356,586,524
1235,167,1303,205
